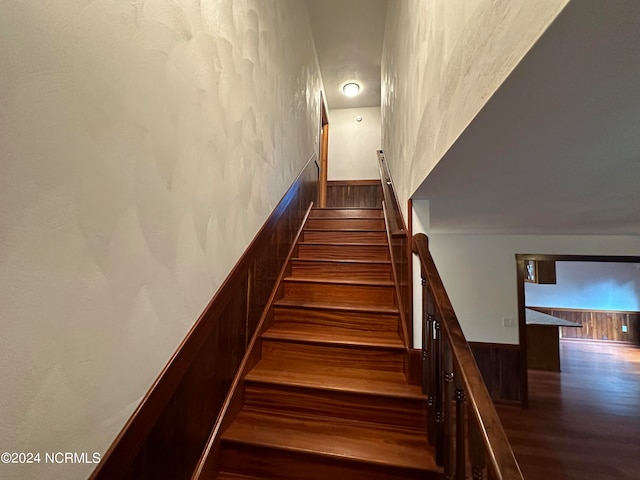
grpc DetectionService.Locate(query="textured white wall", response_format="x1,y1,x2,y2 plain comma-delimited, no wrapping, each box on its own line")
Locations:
0,1,322,479
381,0,569,218
427,234,640,344
327,107,381,180
526,262,640,312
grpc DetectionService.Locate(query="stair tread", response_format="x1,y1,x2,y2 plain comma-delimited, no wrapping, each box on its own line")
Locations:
283,276,394,287
273,298,399,314
311,208,382,214
311,207,382,210
292,258,391,265
247,360,424,399
222,409,437,472
298,241,388,246
304,227,386,232
262,324,404,348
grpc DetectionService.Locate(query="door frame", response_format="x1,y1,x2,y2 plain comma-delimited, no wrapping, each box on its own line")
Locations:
318,92,329,208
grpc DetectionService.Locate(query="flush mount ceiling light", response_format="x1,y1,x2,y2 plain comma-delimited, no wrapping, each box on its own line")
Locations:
342,82,360,97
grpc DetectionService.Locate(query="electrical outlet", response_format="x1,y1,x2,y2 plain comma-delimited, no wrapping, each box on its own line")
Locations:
502,317,514,328
622,325,628,333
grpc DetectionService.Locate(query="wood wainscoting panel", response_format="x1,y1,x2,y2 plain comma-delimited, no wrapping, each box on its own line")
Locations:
90,156,318,480
326,180,383,208
469,342,521,405
127,283,249,479
406,348,422,386
528,306,640,344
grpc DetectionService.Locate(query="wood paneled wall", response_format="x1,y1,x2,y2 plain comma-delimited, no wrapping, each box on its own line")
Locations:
469,342,521,404
90,157,318,480
529,306,640,344
326,180,383,208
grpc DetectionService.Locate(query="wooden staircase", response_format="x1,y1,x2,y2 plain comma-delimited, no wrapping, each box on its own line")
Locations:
214,207,440,480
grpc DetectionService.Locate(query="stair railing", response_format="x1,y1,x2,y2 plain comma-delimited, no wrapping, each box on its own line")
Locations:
377,150,412,347
413,233,523,480
377,150,405,236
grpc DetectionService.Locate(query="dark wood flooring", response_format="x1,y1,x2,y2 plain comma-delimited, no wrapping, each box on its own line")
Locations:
496,340,640,480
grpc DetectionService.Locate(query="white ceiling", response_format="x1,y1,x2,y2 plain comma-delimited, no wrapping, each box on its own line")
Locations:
306,0,388,110
306,1,640,236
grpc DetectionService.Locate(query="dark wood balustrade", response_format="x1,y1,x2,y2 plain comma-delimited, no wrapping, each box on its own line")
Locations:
413,233,524,480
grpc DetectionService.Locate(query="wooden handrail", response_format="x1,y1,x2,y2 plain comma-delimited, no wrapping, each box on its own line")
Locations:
377,150,405,237
413,233,523,480
377,150,413,347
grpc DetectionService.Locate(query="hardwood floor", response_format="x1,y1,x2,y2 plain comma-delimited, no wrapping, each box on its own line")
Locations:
496,340,640,480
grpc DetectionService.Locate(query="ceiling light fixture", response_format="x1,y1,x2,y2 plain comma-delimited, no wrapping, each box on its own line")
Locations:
343,82,360,97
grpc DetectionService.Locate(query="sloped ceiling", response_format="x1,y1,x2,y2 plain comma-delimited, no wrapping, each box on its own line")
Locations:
306,0,388,109
414,1,640,235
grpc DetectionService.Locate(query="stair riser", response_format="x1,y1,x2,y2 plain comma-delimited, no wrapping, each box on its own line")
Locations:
272,306,398,333
283,281,395,308
219,443,434,480
291,260,392,281
244,383,427,431
310,208,383,219
303,230,387,244
261,339,404,372
306,218,386,230
298,243,389,261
